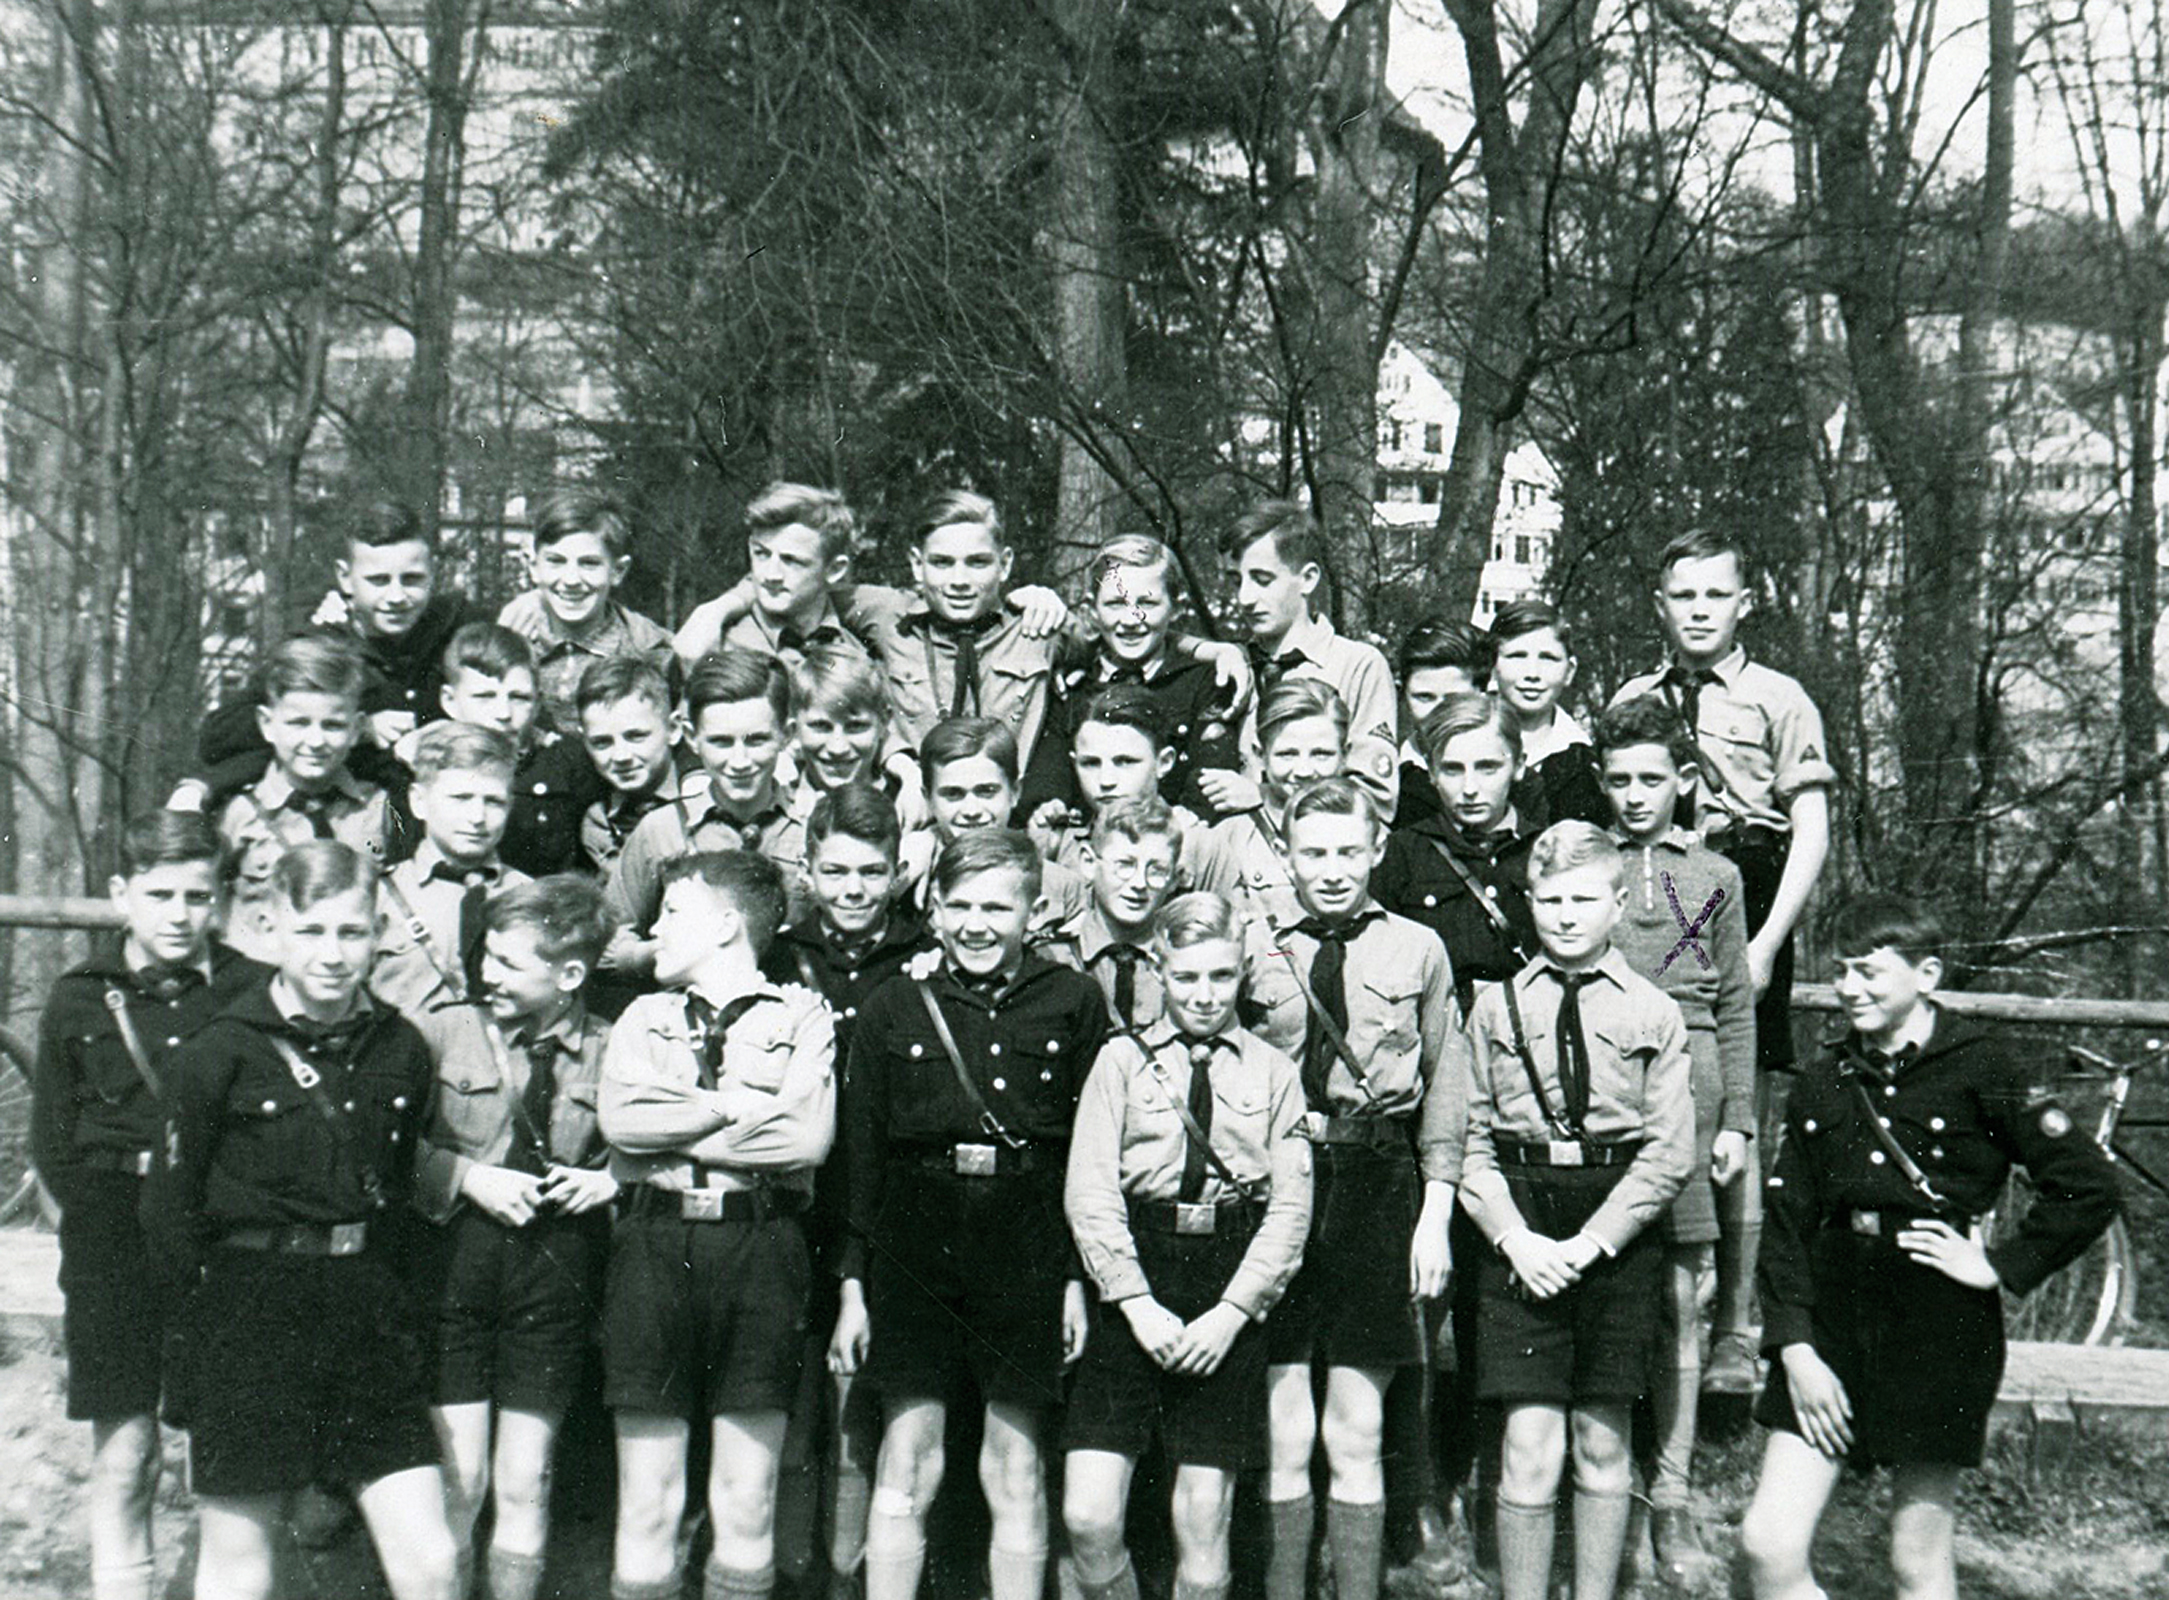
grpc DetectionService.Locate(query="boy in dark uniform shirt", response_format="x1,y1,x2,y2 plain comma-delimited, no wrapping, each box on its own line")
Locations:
1489,602,1605,832
1390,619,1494,831
833,831,1110,1600
410,876,618,1600
1741,894,2118,1600
575,655,696,877
147,841,459,1600
28,811,270,1600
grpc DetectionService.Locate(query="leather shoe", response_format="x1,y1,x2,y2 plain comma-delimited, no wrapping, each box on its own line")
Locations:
1652,1506,1720,1587
1702,1333,1760,1394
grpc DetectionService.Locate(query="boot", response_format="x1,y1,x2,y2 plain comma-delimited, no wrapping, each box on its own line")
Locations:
1701,1334,1759,1395
1650,1507,1718,1589
1616,1494,1656,1589
1400,1501,1467,1586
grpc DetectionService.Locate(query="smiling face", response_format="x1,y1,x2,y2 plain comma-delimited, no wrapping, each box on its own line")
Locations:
257,690,361,791
1090,565,1174,666
750,521,847,624
1284,808,1383,922
272,884,379,1014
911,521,1012,625
1600,741,1692,842
410,764,513,866
1656,552,1749,667
1160,934,1242,1040
1428,724,1519,834
691,696,785,808
112,860,221,971
337,538,434,640
1231,533,1318,650
1494,626,1575,723
441,666,540,747
580,694,677,795
1833,944,1941,1047
932,865,1034,979
927,753,1017,839
1261,714,1345,803
531,532,628,631
653,875,733,988
1528,862,1625,970
809,831,897,939
479,922,585,1028
793,700,884,792
1072,720,1173,811
1087,829,1178,933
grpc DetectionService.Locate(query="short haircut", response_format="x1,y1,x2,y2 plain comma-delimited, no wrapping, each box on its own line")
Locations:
1527,819,1622,887
484,873,611,970
932,828,1043,903
530,485,632,560
121,810,223,877
442,621,536,685
1399,617,1496,684
1658,528,1746,578
911,488,1006,552
657,850,789,957
1283,775,1378,838
1488,598,1573,653
747,481,857,565
1594,695,1696,773
791,648,891,724
410,720,518,784
920,716,1019,784
1830,892,1947,966
1219,499,1328,575
1091,795,1182,859
1089,534,1177,600
344,499,434,552
269,839,379,911
1075,684,1170,752
1256,677,1348,751
1416,692,1522,768
807,782,903,862
1152,890,1238,954
576,654,674,719
263,633,365,705
686,648,791,726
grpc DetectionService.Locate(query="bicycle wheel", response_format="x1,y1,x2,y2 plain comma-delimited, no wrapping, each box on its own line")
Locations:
0,1022,59,1228
1983,1169,2137,1345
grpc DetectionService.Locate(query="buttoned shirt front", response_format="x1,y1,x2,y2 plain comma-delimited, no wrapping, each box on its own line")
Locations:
411,999,609,1221
1238,900,1467,1181
1238,614,1400,821
1065,1022,1313,1319
1020,647,1243,820
499,731,607,879
598,980,837,1192
1373,813,1538,1004
498,590,677,738
1461,948,1694,1254
852,586,1061,767
760,915,933,1056
603,771,812,934
370,843,529,1016
1611,647,1837,834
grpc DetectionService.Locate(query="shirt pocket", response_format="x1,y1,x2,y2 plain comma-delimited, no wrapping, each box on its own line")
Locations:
79,1034,150,1106
727,1028,795,1096
985,659,1050,728
549,1078,603,1164
1587,1022,1659,1119
430,1061,508,1152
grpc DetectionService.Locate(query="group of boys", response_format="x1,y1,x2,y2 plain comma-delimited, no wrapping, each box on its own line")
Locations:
28,482,2124,1600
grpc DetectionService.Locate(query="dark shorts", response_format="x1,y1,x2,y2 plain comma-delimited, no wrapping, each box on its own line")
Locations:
862,1166,1072,1411
1663,1029,1724,1246
1715,835,1794,1071
1475,1166,1663,1406
424,1206,608,1412
56,1170,166,1422
1065,1203,1271,1471
602,1204,812,1418
1268,1143,1426,1371
178,1247,439,1498
1754,1225,2004,1468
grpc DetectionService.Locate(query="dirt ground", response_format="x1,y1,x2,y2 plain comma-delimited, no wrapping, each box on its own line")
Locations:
2,1321,2164,1600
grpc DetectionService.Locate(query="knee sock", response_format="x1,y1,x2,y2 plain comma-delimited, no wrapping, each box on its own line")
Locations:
1650,1358,1702,1509
988,1540,1049,1600
1494,1497,1555,1600
1715,1220,1761,1342
864,1510,927,1600
90,1559,155,1600
1173,1577,1230,1600
1071,1552,1138,1600
1571,1488,1632,1600
831,1459,874,1574
488,1547,546,1600
707,1559,777,1600
1263,1495,1313,1600
1326,1497,1385,1600
614,1575,685,1600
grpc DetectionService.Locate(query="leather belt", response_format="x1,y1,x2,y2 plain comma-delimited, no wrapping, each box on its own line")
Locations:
76,1147,154,1177
221,1221,368,1257
1311,1115,1410,1151
1838,1207,1974,1239
1130,1196,1264,1237
627,1184,808,1224
1495,1138,1642,1169
906,1142,1061,1177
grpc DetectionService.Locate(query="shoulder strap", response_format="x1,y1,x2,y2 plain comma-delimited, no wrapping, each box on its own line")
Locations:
1273,946,1381,1107
914,980,1022,1147
1499,976,1575,1139
377,872,466,1001
100,988,164,1099
791,947,824,996
267,1035,386,1208
1426,836,1519,942
1133,1035,1264,1202
1844,1071,1950,1208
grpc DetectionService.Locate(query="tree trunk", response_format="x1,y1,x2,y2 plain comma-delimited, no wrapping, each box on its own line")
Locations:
405,0,478,523
2116,280,2164,993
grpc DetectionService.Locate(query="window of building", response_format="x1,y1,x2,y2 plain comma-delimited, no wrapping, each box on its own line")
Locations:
1424,422,1443,454
1383,418,1404,452
1514,535,1531,565
1419,477,1440,505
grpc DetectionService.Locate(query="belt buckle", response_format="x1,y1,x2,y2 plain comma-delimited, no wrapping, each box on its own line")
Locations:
1546,1140,1585,1167
327,1222,366,1257
131,1150,153,1177
1173,1202,1217,1236
953,1143,999,1177
680,1189,725,1222
1850,1211,1882,1237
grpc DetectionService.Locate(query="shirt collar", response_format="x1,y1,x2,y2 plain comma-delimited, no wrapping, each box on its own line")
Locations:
1662,644,1747,684
1609,824,1700,852
1268,894,1382,938
1282,613,1334,664
1534,946,1634,990
257,764,368,812
1519,707,1589,765
411,838,502,882
532,601,632,657
249,972,382,1035
746,599,853,649
1075,900,1151,963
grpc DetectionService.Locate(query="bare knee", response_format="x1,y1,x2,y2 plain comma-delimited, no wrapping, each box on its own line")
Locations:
90,1424,160,1516
1265,1368,1317,1499
1498,1408,1567,1506
876,1416,947,1514
1740,1497,1811,1581
1169,1472,1234,1579
978,1427,1044,1523
1062,1481,1125,1565
617,1459,687,1550
1569,1411,1631,1496
379,1519,460,1600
